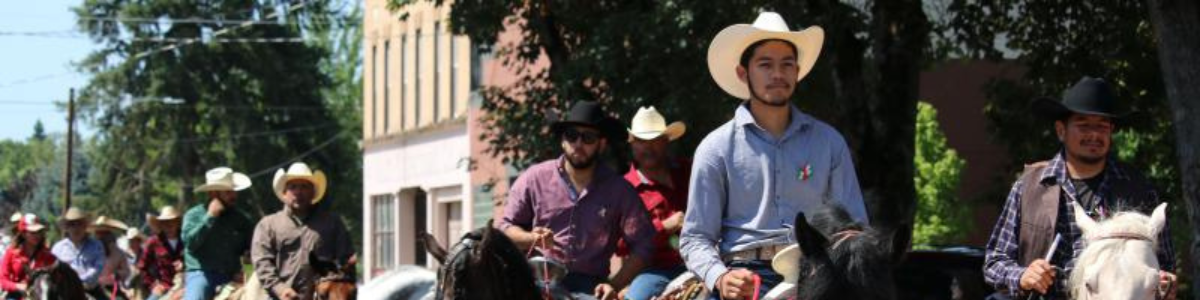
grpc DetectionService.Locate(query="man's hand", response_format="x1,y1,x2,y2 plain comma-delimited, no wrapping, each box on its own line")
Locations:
14,283,26,292
529,227,555,249
594,283,618,300
662,212,685,234
717,269,757,300
1160,271,1178,300
278,287,299,300
207,199,227,218
1019,259,1056,294
151,283,169,295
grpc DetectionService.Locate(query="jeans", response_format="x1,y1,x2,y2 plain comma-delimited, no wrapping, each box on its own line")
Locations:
561,272,605,300
707,260,782,300
623,265,687,300
183,271,231,300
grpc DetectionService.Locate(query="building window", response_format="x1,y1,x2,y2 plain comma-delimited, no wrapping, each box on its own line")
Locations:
383,41,390,134
371,45,377,138
400,35,407,131
371,194,395,273
415,29,422,127
433,21,441,123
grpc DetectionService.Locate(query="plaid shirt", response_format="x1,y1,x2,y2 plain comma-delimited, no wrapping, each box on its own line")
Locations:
983,152,1176,299
138,234,183,289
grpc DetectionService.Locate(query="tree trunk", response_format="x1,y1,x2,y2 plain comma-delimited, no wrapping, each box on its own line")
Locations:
1147,0,1200,297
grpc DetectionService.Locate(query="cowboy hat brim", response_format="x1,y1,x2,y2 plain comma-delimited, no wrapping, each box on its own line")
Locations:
194,172,252,192
273,170,328,204
1032,97,1131,121
708,24,825,99
628,122,687,142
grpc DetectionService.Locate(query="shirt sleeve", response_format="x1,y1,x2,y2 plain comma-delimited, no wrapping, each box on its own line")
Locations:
182,208,216,252
0,250,18,291
497,173,535,232
983,179,1029,298
619,184,657,262
251,219,287,296
829,133,868,224
78,240,104,284
679,138,729,291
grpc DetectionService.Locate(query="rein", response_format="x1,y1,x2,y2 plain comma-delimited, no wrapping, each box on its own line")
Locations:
526,238,553,300
830,229,863,251
1092,232,1153,243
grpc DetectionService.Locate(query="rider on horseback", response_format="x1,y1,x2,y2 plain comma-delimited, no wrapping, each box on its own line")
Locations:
0,214,55,299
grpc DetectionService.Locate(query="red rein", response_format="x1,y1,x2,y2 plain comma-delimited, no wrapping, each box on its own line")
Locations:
526,238,553,300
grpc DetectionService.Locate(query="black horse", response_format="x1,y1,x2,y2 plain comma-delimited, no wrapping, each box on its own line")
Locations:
792,205,904,300
427,220,544,300
24,261,87,300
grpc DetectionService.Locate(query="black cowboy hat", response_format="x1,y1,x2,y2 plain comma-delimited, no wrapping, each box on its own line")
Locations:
551,101,627,141
1032,77,1131,121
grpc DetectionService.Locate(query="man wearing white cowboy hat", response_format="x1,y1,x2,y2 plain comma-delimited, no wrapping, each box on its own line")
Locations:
251,162,353,300
499,101,657,300
141,206,185,300
680,11,868,300
51,207,109,297
181,167,256,300
615,106,693,300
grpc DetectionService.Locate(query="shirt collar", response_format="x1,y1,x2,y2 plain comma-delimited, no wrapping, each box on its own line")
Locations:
733,102,813,137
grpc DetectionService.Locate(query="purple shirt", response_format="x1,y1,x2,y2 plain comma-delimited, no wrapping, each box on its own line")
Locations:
498,156,657,277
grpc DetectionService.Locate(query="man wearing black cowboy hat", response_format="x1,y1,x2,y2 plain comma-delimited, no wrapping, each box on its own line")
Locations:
983,77,1177,300
498,101,657,300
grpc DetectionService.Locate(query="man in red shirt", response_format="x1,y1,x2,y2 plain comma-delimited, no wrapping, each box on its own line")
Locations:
618,106,691,300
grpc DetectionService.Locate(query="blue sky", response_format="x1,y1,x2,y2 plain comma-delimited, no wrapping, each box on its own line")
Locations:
0,0,95,141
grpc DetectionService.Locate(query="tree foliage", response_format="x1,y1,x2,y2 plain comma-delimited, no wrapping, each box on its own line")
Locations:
913,101,968,247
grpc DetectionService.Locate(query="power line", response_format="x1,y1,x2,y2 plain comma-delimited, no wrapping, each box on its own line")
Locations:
131,1,312,60
0,31,310,43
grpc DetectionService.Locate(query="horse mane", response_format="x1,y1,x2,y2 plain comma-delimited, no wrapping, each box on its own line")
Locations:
1069,211,1159,300
437,220,539,300
795,205,897,300
27,261,87,300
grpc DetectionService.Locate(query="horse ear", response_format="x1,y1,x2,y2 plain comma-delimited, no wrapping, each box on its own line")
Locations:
1072,201,1097,236
794,212,828,258
421,231,448,264
889,225,912,264
1149,203,1168,237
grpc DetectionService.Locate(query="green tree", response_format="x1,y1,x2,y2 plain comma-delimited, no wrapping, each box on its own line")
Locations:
71,0,362,245
393,0,931,249
913,101,968,247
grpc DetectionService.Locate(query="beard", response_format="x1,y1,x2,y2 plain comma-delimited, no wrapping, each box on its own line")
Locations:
747,77,792,107
567,151,598,169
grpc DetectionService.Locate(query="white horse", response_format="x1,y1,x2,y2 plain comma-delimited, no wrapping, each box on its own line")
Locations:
1070,202,1168,300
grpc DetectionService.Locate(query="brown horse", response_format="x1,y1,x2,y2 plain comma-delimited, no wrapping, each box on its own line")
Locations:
311,253,357,300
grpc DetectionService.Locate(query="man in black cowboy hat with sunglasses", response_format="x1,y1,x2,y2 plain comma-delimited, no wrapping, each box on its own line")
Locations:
983,77,1177,300
498,101,657,300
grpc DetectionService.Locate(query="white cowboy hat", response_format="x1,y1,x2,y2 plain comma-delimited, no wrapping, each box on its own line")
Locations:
272,162,328,204
194,167,252,193
60,207,92,223
627,106,687,142
707,12,825,99
147,206,182,232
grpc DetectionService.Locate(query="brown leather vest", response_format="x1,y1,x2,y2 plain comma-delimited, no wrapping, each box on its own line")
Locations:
1015,161,1156,266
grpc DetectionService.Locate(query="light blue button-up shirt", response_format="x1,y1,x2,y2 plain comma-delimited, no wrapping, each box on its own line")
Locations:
680,102,867,290
52,237,106,286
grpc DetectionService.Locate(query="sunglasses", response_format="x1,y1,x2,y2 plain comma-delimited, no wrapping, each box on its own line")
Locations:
562,129,601,145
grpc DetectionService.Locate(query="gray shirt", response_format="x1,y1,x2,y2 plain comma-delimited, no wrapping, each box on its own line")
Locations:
679,102,868,290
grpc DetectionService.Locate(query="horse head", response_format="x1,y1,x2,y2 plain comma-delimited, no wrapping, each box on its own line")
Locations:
1070,202,1167,300
26,261,86,300
779,205,900,300
435,219,541,300
311,252,357,300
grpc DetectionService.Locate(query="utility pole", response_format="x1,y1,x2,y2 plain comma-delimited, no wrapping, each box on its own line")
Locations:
63,88,74,214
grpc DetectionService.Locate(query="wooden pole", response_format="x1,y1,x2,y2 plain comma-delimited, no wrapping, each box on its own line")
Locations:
63,88,74,214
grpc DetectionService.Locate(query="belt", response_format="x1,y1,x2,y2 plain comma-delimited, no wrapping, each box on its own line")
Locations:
721,244,788,262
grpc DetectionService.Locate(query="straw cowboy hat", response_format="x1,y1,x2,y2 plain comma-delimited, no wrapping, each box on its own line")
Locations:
92,216,130,233
194,167,252,193
123,228,144,241
1033,77,1132,122
707,12,825,99
60,207,92,224
272,162,328,204
627,106,686,142
147,206,182,232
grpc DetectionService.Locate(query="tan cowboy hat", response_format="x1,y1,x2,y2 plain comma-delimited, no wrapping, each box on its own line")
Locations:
272,162,328,204
60,207,92,224
123,228,145,241
92,216,130,233
147,206,182,232
707,12,825,99
627,106,686,142
194,167,252,193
